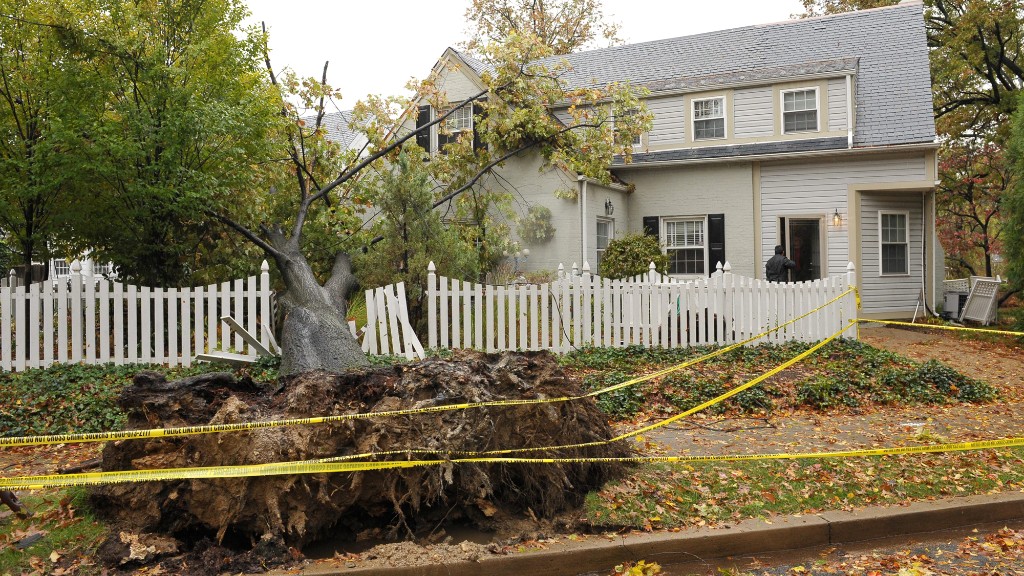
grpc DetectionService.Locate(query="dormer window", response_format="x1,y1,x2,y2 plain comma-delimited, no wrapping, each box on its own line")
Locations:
692,97,725,140
446,105,473,134
782,88,819,133
416,102,486,153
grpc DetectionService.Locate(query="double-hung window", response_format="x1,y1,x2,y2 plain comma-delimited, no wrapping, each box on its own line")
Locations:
446,105,473,135
879,211,909,275
782,88,819,133
51,258,70,277
596,219,613,271
692,97,725,140
664,218,706,275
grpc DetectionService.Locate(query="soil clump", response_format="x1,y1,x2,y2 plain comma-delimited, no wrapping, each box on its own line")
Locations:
90,350,628,570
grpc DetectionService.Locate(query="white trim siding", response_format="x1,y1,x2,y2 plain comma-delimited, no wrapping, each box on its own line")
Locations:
860,194,924,315
759,154,928,280
733,87,775,138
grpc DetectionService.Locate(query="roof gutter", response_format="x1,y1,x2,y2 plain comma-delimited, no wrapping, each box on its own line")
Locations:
612,141,940,171
846,73,855,148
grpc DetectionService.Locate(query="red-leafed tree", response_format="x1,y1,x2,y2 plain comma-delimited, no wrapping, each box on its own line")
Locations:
937,142,1012,278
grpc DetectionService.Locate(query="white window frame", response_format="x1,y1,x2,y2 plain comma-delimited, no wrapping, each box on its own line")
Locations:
662,216,708,277
51,258,70,278
612,110,643,149
780,87,820,134
445,105,473,135
878,210,910,276
691,96,726,141
596,218,614,270
92,261,113,276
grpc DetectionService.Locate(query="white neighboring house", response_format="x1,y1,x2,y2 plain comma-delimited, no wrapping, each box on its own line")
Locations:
320,0,939,319
48,256,116,280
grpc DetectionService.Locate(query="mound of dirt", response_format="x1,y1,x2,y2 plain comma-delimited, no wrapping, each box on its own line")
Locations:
90,350,628,558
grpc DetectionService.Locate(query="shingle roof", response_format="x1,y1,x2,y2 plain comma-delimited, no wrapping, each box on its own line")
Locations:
451,49,496,77
318,110,362,149
543,1,935,147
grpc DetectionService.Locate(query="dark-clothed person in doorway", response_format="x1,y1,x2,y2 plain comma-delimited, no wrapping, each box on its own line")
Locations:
765,244,796,282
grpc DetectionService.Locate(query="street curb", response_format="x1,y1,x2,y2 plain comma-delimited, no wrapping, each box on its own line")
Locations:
282,492,1024,576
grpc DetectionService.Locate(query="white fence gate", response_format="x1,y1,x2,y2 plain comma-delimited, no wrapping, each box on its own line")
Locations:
426,261,858,353
0,261,274,371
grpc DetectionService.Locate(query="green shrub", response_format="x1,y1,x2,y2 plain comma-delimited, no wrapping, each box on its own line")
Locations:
584,371,645,418
663,374,728,414
517,205,556,245
599,233,669,279
913,360,997,402
795,375,859,409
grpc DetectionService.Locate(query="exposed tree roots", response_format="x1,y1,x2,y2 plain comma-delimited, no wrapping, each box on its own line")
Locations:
91,350,629,558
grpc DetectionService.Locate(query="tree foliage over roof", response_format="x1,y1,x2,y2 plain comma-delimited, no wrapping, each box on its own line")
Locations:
462,0,622,56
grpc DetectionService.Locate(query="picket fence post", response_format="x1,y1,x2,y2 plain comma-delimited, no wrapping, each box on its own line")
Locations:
846,262,858,339
427,261,437,350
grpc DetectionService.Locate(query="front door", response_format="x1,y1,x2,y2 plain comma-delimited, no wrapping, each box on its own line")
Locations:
780,217,823,282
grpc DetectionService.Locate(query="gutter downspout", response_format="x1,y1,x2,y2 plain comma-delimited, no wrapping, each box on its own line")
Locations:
579,176,588,268
846,73,854,149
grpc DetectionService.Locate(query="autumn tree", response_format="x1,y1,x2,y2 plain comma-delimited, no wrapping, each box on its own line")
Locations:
937,142,1012,277
211,31,651,375
462,0,622,55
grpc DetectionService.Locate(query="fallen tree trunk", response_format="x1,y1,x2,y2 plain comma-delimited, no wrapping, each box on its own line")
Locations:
91,350,629,551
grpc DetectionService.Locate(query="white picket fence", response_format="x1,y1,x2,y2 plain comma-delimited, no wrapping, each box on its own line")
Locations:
0,261,274,371
426,261,858,353
354,282,424,360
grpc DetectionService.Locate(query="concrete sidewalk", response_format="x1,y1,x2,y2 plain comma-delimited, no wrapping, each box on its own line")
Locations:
275,492,1024,576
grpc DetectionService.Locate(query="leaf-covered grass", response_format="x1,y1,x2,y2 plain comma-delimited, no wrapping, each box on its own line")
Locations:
568,339,997,420
584,447,1024,531
0,362,226,437
0,488,108,575
0,357,291,438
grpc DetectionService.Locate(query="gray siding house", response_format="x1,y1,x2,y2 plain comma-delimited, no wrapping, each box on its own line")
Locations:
395,0,938,319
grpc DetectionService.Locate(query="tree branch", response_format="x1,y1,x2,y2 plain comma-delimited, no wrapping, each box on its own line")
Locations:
204,209,283,260
300,87,492,212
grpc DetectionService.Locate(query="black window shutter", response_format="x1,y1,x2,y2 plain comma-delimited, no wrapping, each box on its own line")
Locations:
437,115,452,152
416,105,431,151
707,213,726,275
642,216,659,238
473,101,486,152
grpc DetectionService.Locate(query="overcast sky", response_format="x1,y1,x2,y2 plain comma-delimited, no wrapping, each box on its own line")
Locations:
243,0,806,111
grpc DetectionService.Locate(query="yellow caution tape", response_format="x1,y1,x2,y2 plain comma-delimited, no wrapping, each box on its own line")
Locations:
477,322,851,456
0,288,856,448
4,435,1023,490
859,319,1024,337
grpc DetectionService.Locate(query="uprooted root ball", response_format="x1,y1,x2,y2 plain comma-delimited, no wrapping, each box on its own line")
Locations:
91,350,630,551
